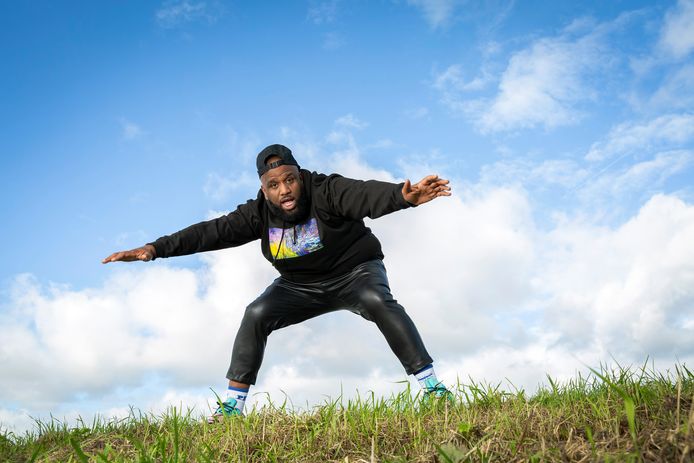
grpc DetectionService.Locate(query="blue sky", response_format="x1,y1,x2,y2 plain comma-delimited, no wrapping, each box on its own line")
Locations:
2,0,694,433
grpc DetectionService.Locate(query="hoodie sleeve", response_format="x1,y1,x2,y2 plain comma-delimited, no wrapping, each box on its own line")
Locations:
319,174,412,220
147,197,263,259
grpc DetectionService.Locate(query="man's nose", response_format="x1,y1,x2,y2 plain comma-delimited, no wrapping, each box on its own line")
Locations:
279,182,290,195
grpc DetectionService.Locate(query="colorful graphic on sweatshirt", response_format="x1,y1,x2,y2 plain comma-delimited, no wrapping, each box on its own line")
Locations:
268,217,324,259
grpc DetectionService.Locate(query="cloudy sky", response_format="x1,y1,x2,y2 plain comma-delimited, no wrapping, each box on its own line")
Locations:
2,0,694,433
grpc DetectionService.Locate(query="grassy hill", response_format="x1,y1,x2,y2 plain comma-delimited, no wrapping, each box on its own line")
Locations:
2,363,693,462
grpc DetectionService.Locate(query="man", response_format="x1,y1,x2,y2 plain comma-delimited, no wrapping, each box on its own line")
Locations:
103,144,452,421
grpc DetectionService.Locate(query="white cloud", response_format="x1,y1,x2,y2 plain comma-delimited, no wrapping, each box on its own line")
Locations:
329,142,394,181
114,230,148,247
0,263,258,404
434,64,492,94
155,0,222,28
366,138,396,150
202,131,263,201
406,0,514,31
404,106,430,119
659,0,694,59
120,119,143,140
540,194,694,356
649,65,694,110
335,113,368,130
478,115,693,211
479,158,588,190
433,15,642,133
586,114,694,162
395,148,458,182
580,150,692,201
307,0,340,25
203,171,258,201
627,2,694,111
477,22,607,132
407,0,458,29
322,32,345,50
0,407,35,434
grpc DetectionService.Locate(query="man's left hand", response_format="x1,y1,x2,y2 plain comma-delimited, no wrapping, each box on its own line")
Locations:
402,174,451,206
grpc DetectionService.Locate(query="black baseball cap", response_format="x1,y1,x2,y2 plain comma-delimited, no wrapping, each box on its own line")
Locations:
256,144,300,177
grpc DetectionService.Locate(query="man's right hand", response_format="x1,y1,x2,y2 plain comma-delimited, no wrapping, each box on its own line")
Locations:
102,245,156,264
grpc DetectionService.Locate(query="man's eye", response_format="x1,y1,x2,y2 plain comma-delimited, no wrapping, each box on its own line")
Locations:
286,177,294,184
269,183,278,189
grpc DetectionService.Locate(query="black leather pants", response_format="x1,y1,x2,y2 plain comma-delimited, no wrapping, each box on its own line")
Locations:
226,259,433,385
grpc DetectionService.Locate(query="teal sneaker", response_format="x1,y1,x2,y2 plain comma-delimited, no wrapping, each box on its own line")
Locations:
422,378,454,404
207,398,243,423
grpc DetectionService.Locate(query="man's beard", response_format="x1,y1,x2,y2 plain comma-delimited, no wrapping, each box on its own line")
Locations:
266,191,310,223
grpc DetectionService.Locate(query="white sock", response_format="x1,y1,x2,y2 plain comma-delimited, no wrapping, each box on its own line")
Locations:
414,364,439,389
226,385,249,413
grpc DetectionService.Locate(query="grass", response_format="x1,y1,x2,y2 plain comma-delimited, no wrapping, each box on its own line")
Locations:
2,362,693,462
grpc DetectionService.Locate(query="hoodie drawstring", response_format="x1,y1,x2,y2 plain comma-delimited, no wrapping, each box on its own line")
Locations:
273,220,286,262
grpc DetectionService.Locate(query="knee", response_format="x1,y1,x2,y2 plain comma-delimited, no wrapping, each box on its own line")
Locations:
243,300,271,325
357,288,392,315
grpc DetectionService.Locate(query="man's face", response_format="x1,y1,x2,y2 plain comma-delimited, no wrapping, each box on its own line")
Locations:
261,156,306,222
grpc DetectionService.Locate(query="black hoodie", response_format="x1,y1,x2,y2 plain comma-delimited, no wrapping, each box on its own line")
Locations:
149,170,412,283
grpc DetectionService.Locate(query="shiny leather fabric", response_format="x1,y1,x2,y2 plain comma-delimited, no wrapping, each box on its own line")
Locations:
226,259,433,384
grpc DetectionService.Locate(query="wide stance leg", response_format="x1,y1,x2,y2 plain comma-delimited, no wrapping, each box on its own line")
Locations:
337,260,433,375
226,278,334,385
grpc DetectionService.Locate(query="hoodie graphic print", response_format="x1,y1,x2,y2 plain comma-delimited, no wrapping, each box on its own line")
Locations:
268,217,323,259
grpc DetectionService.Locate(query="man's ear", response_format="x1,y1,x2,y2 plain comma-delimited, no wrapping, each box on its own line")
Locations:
260,184,268,200
295,168,303,186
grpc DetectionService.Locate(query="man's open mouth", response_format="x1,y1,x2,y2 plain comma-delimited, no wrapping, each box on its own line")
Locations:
280,197,296,210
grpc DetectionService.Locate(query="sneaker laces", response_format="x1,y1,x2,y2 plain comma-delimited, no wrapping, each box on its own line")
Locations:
424,378,452,398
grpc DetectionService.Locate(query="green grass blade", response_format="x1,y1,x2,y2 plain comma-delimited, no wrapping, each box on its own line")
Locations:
68,436,89,463
433,442,455,463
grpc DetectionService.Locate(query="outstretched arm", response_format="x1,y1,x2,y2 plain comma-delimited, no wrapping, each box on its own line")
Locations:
322,173,452,220
102,244,156,264
401,174,451,206
101,197,264,264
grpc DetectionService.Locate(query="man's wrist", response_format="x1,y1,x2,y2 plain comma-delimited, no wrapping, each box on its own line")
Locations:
400,183,418,208
144,244,157,260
